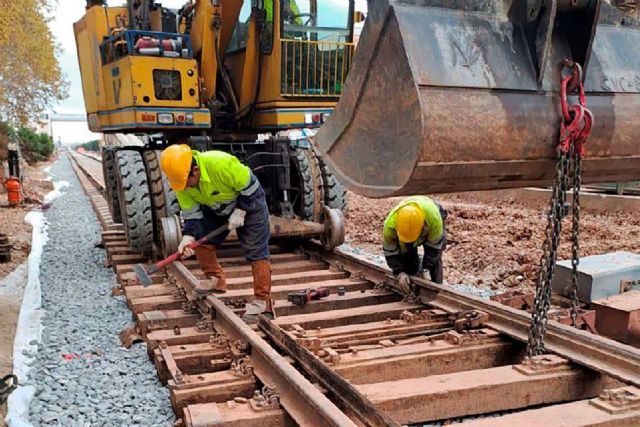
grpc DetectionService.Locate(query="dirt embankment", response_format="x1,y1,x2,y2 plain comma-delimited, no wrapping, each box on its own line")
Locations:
0,159,54,422
344,192,640,293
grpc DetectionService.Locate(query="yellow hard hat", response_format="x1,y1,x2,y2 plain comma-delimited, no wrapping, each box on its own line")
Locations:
396,204,425,243
160,144,193,191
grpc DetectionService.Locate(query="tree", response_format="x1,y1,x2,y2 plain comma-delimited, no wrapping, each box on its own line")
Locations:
81,140,100,152
0,0,68,125
16,126,55,164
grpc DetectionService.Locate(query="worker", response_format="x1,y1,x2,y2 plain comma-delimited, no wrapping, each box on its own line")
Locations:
160,145,272,324
265,0,302,25
382,196,448,290
7,135,19,178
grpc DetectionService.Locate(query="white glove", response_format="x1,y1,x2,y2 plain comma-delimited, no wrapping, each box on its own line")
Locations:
397,272,412,294
228,208,246,230
178,235,196,258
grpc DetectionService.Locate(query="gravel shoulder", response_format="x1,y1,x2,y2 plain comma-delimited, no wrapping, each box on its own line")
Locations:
22,156,173,426
345,191,640,294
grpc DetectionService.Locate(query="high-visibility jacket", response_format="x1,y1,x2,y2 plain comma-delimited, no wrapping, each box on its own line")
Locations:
382,196,444,257
266,0,301,24
175,150,259,218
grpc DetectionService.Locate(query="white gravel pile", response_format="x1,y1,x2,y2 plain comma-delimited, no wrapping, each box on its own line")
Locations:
24,157,173,426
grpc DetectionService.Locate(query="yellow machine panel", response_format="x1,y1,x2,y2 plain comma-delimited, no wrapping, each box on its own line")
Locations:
102,56,200,110
74,6,210,133
74,6,129,114
74,1,356,134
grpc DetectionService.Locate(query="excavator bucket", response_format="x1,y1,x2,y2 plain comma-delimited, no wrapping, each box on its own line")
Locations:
315,1,640,197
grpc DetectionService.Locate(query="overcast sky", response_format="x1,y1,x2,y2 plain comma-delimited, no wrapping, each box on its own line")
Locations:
49,0,367,143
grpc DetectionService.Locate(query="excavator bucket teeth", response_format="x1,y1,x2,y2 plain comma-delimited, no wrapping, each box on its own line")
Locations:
316,1,640,197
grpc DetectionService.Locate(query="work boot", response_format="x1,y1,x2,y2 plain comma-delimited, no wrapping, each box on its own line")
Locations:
241,259,273,324
194,244,227,294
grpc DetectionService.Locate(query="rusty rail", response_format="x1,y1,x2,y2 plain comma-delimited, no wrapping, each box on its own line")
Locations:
69,155,640,426
68,151,105,193
329,247,640,388
166,261,357,427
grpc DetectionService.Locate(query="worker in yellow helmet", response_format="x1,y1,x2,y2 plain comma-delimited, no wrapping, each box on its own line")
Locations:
382,196,448,291
265,0,302,24
160,145,272,324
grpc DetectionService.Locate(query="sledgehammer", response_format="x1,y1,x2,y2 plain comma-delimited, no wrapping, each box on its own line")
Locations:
133,223,229,287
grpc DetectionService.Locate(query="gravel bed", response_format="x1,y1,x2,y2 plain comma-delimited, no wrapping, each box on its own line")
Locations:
25,156,173,426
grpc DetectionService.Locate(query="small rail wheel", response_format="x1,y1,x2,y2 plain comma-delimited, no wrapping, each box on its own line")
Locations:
320,206,345,251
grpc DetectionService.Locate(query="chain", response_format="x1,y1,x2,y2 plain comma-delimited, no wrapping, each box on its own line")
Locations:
526,60,593,357
527,149,569,357
569,145,582,327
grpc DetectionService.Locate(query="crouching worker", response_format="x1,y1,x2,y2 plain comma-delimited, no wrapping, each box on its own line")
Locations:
382,196,447,291
160,145,272,323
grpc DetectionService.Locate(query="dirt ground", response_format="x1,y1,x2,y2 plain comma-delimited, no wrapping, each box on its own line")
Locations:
0,159,54,422
345,191,640,293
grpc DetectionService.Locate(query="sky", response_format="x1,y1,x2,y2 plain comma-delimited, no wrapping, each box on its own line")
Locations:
48,0,367,144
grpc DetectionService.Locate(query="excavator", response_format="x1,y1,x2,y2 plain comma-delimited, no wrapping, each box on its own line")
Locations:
74,0,356,254
73,0,640,257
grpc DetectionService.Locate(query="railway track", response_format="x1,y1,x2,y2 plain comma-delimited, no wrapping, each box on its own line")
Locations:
68,151,640,426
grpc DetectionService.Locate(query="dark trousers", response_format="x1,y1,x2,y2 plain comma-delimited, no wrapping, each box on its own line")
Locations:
8,151,19,177
183,184,270,261
386,238,446,284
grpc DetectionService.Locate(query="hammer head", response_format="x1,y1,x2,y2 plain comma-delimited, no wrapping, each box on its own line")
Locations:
133,264,154,287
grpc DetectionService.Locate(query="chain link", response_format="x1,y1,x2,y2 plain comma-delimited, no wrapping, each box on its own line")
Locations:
570,148,582,326
527,149,569,357
526,60,592,357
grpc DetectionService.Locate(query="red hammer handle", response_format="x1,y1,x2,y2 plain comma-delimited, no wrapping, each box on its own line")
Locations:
155,224,229,270
155,251,182,269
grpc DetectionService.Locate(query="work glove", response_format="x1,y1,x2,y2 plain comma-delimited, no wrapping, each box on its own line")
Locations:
228,208,246,230
178,235,196,258
397,272,412,295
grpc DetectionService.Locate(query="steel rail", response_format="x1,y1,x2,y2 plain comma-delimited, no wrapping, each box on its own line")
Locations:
68,152,105,192
169,260,358,427
422,285,640,387
69,155,640,424
328,247,640,388
260,317,402,427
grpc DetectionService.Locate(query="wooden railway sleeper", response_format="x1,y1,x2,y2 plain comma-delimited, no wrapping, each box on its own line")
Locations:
72,155,640,426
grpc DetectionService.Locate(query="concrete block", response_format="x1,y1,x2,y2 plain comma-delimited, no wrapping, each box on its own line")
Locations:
552,252,640,303
593,290,640,347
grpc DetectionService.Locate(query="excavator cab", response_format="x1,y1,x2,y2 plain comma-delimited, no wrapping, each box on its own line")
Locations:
223,0,357,130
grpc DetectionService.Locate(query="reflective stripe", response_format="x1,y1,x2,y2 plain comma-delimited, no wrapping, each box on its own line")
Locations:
424,233,446,250
383,242,400,257
383,248,400,257
183,205,204,220
240,177,260,196
213,201,236,216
